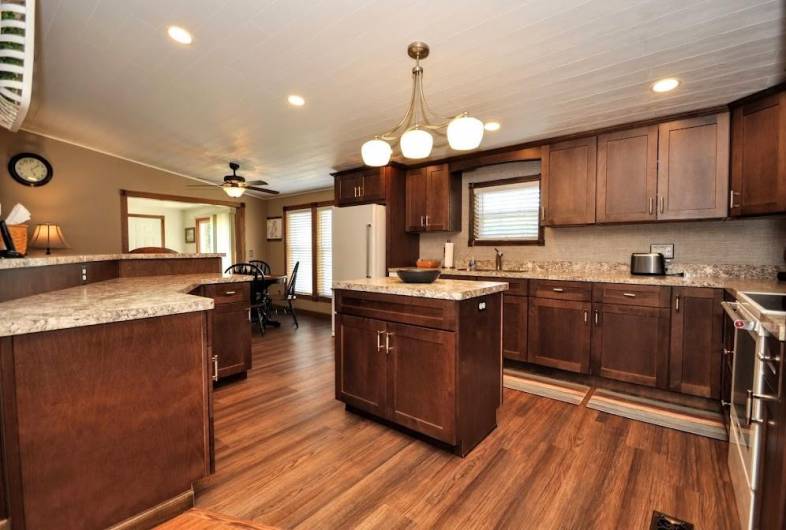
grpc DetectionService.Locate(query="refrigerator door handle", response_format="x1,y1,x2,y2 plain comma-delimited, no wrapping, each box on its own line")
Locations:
365,223,372,278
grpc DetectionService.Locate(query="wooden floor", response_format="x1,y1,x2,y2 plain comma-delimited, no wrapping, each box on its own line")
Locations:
194,315,739,529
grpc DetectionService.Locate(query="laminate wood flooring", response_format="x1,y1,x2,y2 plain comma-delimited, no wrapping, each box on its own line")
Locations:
194,315,738,529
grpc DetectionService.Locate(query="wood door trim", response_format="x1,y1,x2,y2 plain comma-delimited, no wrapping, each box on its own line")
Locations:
127,214,166,247
195,217,211,254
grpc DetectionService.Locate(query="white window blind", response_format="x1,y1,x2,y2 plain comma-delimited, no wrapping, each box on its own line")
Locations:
472,179,541,242
286,209,313,295
316,207,332,298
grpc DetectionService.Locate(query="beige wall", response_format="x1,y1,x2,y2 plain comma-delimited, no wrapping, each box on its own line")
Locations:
420,161,786,267
0,129,267,258
263,188,333,314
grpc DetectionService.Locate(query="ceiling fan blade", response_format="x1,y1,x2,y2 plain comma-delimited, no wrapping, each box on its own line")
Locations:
246,186,280,195
246,179,269,185
187,184,221,188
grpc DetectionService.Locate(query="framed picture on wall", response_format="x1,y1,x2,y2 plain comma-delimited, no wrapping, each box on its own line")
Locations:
184,227,195,244
267,217,283,241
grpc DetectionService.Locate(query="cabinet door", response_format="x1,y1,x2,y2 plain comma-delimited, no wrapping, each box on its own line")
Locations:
503,294,527,361
361,169,386,202
405,168,427,232
425,164,451,231
336,173,363,206
335,314,388,417
730,91,786,216
591,303,670,388
528,297,591,373
542,136,597,226
669,287,723,398
387,321,456,443
212,303,252,378
596,126,658,223
657,113,729,220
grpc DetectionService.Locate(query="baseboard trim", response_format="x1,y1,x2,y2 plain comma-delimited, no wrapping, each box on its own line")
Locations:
108,489,194,530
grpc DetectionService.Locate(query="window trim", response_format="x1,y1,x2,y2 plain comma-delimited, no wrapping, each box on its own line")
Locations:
468,175,544,247
283,200,334,302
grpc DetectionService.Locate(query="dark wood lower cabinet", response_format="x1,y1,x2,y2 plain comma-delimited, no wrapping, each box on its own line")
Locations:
669,287,723,398
528,297,591,374
503,294,527,361
334,290,501,456
194,283,252,380
591,303,670,388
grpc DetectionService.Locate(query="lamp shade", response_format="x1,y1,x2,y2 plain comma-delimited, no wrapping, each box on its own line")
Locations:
447,114,484,150
30,223,68,255
400,127,433,159
223,185,246,198
361,138,392,167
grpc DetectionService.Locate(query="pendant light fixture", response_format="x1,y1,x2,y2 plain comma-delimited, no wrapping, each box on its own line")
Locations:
360,42,485,167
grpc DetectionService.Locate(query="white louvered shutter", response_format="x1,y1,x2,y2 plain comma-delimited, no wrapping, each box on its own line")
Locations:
316,206,332,298
286,209,313,295
472,180,541,242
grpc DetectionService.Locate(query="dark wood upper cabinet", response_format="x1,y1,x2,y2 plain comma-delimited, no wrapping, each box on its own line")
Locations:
528,297,591,374
405,164,460,232
596,126,658,223
335,314,388,417
669,287,723,399
334,167,388,206
541,136,597,226
335,172,364,206
730,90,786,216
591,303,670,388
502,294,527,361
657,113,729,220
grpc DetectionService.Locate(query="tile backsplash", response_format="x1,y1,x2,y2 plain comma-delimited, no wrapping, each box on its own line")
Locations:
419,161,786,268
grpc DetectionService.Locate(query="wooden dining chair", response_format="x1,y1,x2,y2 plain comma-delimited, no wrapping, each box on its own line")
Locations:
224,262,269,335
273,261,299,328
249,260,272,276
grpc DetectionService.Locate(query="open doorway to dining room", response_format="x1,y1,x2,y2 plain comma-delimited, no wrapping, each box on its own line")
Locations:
120,190,246,272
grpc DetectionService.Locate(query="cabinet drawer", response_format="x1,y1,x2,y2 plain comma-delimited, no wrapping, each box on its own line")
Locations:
484,277,528,296
529,280,591,301
592,283,671,308
202,283,249,305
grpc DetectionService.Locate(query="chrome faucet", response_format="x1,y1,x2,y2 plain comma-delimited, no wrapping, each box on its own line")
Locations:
494,248,503,272
467,258,477,271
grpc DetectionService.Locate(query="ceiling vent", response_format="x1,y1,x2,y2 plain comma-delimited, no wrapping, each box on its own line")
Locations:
0,0,34,132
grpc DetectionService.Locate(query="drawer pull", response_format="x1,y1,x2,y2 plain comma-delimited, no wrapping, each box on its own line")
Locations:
212,355,219,382
622,293,636,298
552,288,564,293
376,330,384,352
224,291,237,296
584,310,588,324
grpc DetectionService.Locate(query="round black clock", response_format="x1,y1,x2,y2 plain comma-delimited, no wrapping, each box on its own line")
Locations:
8,153,53,187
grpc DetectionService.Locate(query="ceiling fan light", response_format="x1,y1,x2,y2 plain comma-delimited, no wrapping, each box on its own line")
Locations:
447,115,484,150
223,186,245,198
400,128,433,159
361,138,392,167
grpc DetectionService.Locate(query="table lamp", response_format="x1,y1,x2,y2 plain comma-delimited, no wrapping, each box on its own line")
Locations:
30,223,69,255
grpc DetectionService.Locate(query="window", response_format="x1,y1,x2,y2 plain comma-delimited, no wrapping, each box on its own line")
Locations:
284,201,333,299
469,176,543,246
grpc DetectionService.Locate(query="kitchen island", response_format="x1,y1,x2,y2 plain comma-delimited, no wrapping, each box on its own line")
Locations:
0,254,251,530
333,277,507,456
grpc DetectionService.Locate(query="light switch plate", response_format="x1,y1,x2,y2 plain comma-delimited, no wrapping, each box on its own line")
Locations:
650,244,674,260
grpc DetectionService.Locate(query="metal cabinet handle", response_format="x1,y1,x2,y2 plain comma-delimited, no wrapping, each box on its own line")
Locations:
359,186,364,197
224,290,237,296
584,310,589,324
594,309,599,326
421,215,425,227
730,190,741,208
746,389,753,425
552,287,564,292
385,332,393,354
212,354,219,382
377,330,384,352
622,293,637,298
425,215,430,227
675,295,680,312
352,186,357,198
659,196,665,214
648,197,654,215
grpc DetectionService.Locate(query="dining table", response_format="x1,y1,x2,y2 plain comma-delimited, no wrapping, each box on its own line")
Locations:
258,274,287,327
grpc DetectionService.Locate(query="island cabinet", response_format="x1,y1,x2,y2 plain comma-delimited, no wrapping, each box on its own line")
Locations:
730,89,786,216
590,284,672,388
334,288,502,456
405,163,461,232
194,282,252,379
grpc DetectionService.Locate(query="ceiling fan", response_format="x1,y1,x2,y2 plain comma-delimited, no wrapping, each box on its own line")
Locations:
189,162,279,197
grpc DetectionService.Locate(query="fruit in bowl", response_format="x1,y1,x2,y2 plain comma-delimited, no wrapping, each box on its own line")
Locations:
416,259,442,269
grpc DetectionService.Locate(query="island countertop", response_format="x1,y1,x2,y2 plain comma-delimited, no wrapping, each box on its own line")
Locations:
0,273,252,337
333,277,507,300
0,252,225,270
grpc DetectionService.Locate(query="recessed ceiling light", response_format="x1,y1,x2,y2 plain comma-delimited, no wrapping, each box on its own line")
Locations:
652,78,679,93
484,121,501,132
167,26,193,45
288,95,305,107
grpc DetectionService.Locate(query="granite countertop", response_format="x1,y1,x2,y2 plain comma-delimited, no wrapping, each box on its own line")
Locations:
0,273,253,337
0,253,225,270
333,277,507,301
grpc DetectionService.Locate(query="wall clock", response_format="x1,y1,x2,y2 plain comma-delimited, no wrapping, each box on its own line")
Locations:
8,153,53,187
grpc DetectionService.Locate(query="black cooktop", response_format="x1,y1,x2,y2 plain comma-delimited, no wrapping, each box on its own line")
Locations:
745,292,786,312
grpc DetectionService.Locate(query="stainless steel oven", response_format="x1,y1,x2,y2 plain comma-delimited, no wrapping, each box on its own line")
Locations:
722,294,784,530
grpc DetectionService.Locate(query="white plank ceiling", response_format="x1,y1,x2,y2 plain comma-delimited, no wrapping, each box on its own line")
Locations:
23,0,786,196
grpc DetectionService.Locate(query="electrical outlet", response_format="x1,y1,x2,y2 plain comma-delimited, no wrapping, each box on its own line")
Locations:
650,244,674,260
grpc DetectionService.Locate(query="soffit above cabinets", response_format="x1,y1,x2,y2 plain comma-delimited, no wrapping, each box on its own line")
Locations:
24,0,786,197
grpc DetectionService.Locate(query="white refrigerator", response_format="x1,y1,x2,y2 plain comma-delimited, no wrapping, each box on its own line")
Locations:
331,204,386,333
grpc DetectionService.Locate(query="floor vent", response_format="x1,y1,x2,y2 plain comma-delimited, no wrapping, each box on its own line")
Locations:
650,511,694,530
